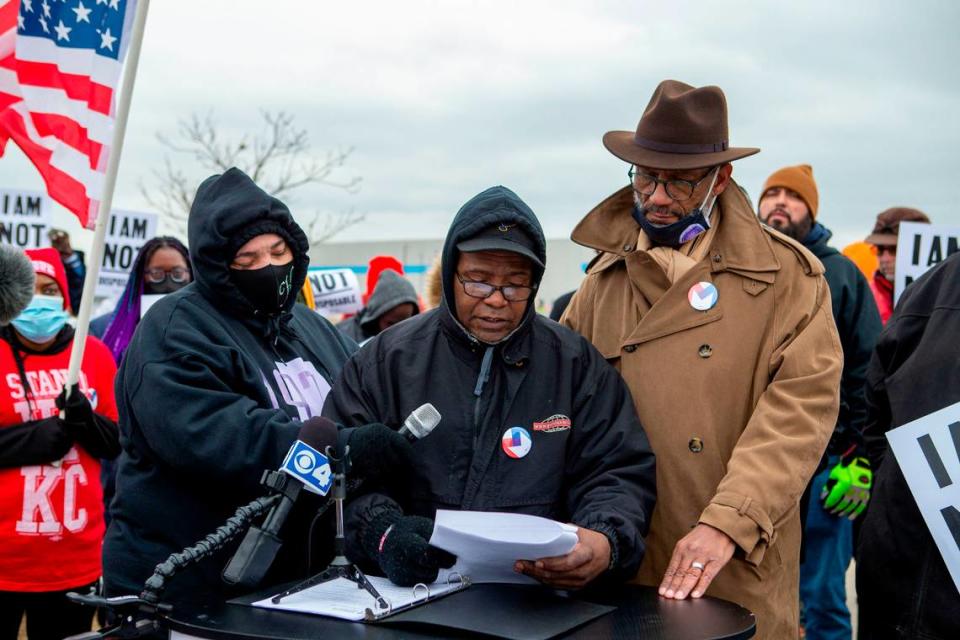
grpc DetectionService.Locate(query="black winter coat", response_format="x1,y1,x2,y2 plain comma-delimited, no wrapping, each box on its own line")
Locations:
104,169,356,604
856,252,960,639
324,186,656,581
803,224,881,457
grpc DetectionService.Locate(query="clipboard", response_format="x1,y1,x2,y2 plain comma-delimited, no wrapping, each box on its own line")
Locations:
248,572,470,622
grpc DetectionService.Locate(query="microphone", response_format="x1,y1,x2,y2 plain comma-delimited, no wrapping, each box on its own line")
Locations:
0,245,35,325
222,416,339,587
398,403,441,442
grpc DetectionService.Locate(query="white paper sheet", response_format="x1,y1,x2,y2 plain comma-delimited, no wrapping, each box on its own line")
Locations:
252,575,461,621
430,510,579,584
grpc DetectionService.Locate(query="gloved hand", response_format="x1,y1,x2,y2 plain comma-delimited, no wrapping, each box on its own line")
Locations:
362,511,456,586
0,417,72,467
347,423,416,480
820,453,872,520
56,384,120,460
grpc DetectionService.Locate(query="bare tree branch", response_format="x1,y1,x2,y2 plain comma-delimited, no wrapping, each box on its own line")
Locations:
143,110,362,239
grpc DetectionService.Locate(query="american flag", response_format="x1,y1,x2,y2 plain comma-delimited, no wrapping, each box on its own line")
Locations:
0,0,137,228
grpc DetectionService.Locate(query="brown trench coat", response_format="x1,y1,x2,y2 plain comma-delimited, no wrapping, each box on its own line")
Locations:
561,183,842,639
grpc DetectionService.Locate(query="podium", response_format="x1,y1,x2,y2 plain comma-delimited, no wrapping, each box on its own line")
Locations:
165,584,756,640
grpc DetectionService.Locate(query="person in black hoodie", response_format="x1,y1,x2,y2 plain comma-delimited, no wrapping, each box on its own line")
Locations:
103,168,412,606
758,164,882,639
324,185,656,589
337,269,420,345
856,251,960,639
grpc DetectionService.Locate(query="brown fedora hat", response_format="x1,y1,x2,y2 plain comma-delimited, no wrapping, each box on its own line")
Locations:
603,79,760,170
864,207,931,246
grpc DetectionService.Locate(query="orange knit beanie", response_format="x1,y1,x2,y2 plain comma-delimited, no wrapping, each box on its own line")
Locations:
761,164,819,219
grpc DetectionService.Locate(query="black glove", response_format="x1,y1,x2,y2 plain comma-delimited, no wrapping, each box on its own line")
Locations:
0,417,73,467
347,423,416,480
56,384,121,460
362,511,456,586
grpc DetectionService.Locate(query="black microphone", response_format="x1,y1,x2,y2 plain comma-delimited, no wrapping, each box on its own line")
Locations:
0,245,35,325
222,416,339,588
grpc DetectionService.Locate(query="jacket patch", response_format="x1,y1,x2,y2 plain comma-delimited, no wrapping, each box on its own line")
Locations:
533,414,571,432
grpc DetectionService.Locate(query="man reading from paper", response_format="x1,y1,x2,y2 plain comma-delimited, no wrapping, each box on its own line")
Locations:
324,186,656,589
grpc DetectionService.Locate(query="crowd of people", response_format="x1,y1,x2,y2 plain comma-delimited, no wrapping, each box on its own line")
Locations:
0,79,956,640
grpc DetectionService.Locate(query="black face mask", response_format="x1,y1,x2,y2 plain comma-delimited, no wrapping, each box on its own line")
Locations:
230,261,296,314
143,279,189,295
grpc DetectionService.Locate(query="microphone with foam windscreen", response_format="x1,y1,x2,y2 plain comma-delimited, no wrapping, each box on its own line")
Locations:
222,416,339,587
0,245,35,325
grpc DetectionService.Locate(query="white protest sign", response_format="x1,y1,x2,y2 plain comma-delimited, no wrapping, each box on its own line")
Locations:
307,267,362,317
96,210,159,299
895,222,960,304
0,188,52,248
887,401,960,595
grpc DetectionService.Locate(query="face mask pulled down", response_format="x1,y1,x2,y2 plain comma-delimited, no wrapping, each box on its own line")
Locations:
632,168,720,247
231,261,296,314
12,295,68,342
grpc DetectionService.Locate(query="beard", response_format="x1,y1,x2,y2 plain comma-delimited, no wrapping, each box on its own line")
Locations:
763,209,813,242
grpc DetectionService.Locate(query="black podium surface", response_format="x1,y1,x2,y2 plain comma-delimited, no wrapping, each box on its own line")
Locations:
165,584,756,640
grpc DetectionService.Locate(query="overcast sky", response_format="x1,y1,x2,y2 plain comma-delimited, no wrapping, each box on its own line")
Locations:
4,0,959,251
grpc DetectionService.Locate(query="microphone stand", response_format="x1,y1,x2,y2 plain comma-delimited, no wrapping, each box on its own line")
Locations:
270,444,388,612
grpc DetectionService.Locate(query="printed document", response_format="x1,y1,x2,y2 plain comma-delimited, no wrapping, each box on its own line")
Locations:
430,510,579,584
252,576,461,621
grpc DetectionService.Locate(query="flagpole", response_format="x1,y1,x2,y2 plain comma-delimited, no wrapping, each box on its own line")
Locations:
65,0,151,391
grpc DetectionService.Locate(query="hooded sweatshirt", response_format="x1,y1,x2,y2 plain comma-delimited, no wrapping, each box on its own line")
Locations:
103,168,356,603
325,185,656,581
337,269,420,343
0,248,117,592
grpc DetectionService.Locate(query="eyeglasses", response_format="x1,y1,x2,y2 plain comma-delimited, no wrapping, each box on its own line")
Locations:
456,273,536,302
144,267,191,284
627,167,715,201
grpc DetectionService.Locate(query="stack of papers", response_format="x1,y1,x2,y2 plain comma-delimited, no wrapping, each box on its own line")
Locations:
430,510,579,584
252,575,462,621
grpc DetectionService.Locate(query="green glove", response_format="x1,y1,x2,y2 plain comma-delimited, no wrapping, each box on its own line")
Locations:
820,456,872,520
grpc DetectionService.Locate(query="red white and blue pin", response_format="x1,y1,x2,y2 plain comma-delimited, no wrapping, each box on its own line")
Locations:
688,281,719,311
501,426,532,459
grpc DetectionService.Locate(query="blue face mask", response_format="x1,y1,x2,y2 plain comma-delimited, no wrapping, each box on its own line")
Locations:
11,295,68,343
632,167,720,247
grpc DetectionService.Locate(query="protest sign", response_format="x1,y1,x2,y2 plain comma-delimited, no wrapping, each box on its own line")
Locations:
96,210,159,299
0,188,52,249
895,222,960,304
307,267,362,317
887,401,960,595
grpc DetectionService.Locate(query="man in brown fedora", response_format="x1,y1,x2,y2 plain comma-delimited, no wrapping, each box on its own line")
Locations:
561,80,842,638
864,207,931,324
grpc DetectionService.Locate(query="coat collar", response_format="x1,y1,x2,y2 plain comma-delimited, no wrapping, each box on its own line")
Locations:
571,181,782,282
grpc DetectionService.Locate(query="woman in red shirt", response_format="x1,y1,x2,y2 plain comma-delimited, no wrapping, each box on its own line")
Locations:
0,248,119,640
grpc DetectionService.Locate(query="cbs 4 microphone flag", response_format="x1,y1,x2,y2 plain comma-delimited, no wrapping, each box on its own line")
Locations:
0,0,138,229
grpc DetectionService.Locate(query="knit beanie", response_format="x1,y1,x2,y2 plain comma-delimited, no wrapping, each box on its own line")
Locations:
761,164,819,219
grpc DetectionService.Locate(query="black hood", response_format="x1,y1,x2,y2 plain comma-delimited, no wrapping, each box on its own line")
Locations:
187,167,310,320
440,185,546,343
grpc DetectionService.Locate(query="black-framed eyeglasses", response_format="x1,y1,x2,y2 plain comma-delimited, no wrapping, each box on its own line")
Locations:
456,273,536,302
144,267,191,284
627,166,715,201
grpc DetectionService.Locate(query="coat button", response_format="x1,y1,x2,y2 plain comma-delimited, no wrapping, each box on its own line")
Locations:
712,254,722,263
624,344,637,353
623,243,634,252
698,344,713,358
689,437,704,453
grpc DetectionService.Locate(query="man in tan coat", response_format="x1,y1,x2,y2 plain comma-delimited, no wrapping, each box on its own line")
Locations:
561,80,842,638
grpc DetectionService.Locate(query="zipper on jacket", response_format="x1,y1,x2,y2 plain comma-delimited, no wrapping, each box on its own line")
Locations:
472,346,494,450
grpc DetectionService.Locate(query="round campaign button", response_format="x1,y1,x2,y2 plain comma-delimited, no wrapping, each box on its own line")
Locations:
501,427,532,459
688,281,719,311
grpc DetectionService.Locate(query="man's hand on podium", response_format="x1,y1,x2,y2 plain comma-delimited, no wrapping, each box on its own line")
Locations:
513,527,611,589
658,523,735,600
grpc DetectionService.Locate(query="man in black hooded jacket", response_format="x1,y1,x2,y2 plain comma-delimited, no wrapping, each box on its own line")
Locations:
325,185,656,589
103,168,411,605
